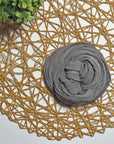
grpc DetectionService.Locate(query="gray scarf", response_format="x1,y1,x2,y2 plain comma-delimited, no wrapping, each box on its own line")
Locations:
43,42,111,106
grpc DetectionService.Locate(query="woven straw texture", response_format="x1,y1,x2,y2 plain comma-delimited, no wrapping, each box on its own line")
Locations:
0,0,114,140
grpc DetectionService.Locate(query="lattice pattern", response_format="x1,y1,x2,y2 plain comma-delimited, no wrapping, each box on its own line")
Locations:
0,0,114,140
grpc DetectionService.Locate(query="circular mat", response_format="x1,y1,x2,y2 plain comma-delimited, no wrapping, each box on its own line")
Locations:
0,0,114,140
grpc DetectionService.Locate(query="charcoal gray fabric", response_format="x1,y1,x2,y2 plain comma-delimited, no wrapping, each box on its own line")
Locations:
43,42,111,106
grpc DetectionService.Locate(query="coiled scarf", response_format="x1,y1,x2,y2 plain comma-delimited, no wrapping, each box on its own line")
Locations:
43,42,111,106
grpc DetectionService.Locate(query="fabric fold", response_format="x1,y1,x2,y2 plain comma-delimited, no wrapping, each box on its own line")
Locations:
43,42,111,106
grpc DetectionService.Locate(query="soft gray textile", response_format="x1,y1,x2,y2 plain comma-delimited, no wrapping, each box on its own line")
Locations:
43,42,111,106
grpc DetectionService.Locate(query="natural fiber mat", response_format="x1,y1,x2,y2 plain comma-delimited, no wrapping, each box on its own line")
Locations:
0,0,114,140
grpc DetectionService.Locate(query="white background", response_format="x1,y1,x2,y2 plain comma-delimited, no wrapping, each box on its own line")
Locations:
0,1,113,144
0,113,114,144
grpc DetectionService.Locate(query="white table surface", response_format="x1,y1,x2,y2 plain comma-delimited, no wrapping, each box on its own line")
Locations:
0,1,113,144
0,113,114,144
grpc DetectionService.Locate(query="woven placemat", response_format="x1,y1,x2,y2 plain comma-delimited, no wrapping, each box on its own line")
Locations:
0,0,114,140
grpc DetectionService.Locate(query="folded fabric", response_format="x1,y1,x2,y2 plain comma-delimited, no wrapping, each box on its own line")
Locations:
43,42,111,106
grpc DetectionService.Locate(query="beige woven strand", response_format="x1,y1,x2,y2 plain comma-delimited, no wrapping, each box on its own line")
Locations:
0,0,114,140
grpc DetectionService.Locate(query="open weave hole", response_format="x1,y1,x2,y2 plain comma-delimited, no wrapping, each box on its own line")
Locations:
0,0,114,140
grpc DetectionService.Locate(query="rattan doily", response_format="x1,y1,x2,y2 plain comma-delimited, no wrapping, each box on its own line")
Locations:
0,0,114,140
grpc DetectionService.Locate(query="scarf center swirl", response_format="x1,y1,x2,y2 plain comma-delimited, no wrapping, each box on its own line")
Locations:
43,42,111,106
